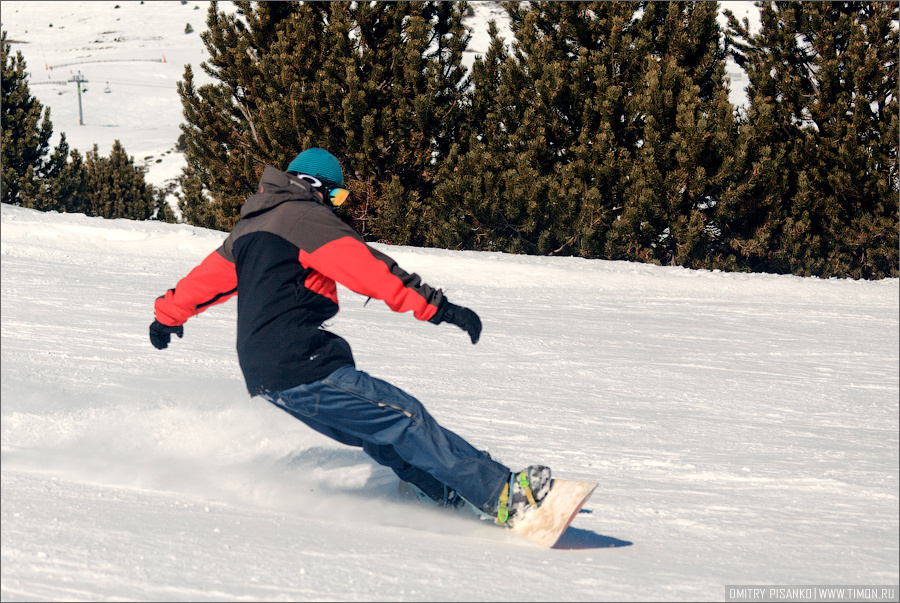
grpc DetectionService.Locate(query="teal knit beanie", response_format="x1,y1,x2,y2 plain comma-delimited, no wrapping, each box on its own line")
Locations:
287,148,344,186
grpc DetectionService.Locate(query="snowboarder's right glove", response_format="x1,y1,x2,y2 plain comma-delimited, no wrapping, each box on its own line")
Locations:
429,301,482,344
149,320,184,350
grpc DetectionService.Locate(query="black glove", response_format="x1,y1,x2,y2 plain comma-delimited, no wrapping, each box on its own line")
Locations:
429,300,482,344
149,320,184,350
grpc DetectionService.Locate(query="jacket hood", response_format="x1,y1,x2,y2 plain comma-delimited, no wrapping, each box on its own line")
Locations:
240,166,321,218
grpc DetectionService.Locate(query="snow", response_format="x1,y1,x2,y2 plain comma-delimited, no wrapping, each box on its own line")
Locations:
3,204,898,601
2,2,898,601
1,0,214,193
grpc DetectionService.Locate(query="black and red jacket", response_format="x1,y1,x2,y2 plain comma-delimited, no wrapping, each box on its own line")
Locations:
155,166,446,395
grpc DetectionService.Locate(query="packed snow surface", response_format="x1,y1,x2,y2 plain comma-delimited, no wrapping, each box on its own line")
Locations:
2,203,898,601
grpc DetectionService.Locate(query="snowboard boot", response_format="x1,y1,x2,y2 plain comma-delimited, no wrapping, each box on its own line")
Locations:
488,465,553,527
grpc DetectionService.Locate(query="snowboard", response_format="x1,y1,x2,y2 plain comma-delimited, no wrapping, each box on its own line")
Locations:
399,478,598,548
508,478,597,547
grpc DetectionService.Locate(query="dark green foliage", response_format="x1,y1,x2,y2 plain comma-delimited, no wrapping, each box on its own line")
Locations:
346,1,470,244
20,138,160,221
19,135,90,213
431,2,647,257
427,21,515,252
3,31,161,221
175,1,897,279
605,1,737,268
152,184,179,223
177,1,345,230
18,137,158,222
720,1,898,278
431,1,737,267
1,30,53,205
177,1,470,241
83,141,156,220
176,163,221,229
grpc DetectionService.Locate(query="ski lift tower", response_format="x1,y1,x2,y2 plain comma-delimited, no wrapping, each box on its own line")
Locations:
68,71,88,125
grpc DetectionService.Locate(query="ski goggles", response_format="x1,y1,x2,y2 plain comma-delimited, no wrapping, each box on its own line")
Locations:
326,184,350,207
294,174,350,207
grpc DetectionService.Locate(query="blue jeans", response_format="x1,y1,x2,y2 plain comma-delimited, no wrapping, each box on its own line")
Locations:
260,365,510,509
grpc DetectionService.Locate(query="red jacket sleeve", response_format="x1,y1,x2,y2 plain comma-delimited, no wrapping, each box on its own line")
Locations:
298,237,444,322
154,248,238,326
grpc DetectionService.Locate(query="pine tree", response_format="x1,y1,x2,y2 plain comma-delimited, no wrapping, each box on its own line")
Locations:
431,1,735,264
176,161,220,229
498,1,641,257
431,2,647,257
605,1,737,268
795,2,898,279
177,1,470,242
429,19,515,252
1,30,53,206
720,1,898,278
152,187,178,223
713,3,805,274
343,1,470,244
177,1,323,231
83,140,156,220
18,134,90,214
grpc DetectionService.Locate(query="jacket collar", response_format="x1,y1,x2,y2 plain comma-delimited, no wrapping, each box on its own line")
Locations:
240,166,323,218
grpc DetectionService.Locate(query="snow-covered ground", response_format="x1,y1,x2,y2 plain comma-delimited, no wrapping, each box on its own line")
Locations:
2,203,898,601
1,0,212,192
2,2,897,602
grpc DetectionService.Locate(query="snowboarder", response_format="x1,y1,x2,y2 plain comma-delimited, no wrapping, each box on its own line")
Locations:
149,148,551,526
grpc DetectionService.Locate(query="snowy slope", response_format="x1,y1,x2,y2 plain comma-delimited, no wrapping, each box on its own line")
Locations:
1,0,213,192
2,203,898,601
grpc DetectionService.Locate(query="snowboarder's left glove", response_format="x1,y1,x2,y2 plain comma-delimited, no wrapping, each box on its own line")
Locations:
429,301,482,344
149,320,183,350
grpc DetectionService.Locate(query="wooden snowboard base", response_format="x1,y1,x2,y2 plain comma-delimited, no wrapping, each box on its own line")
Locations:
509,479,598,547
